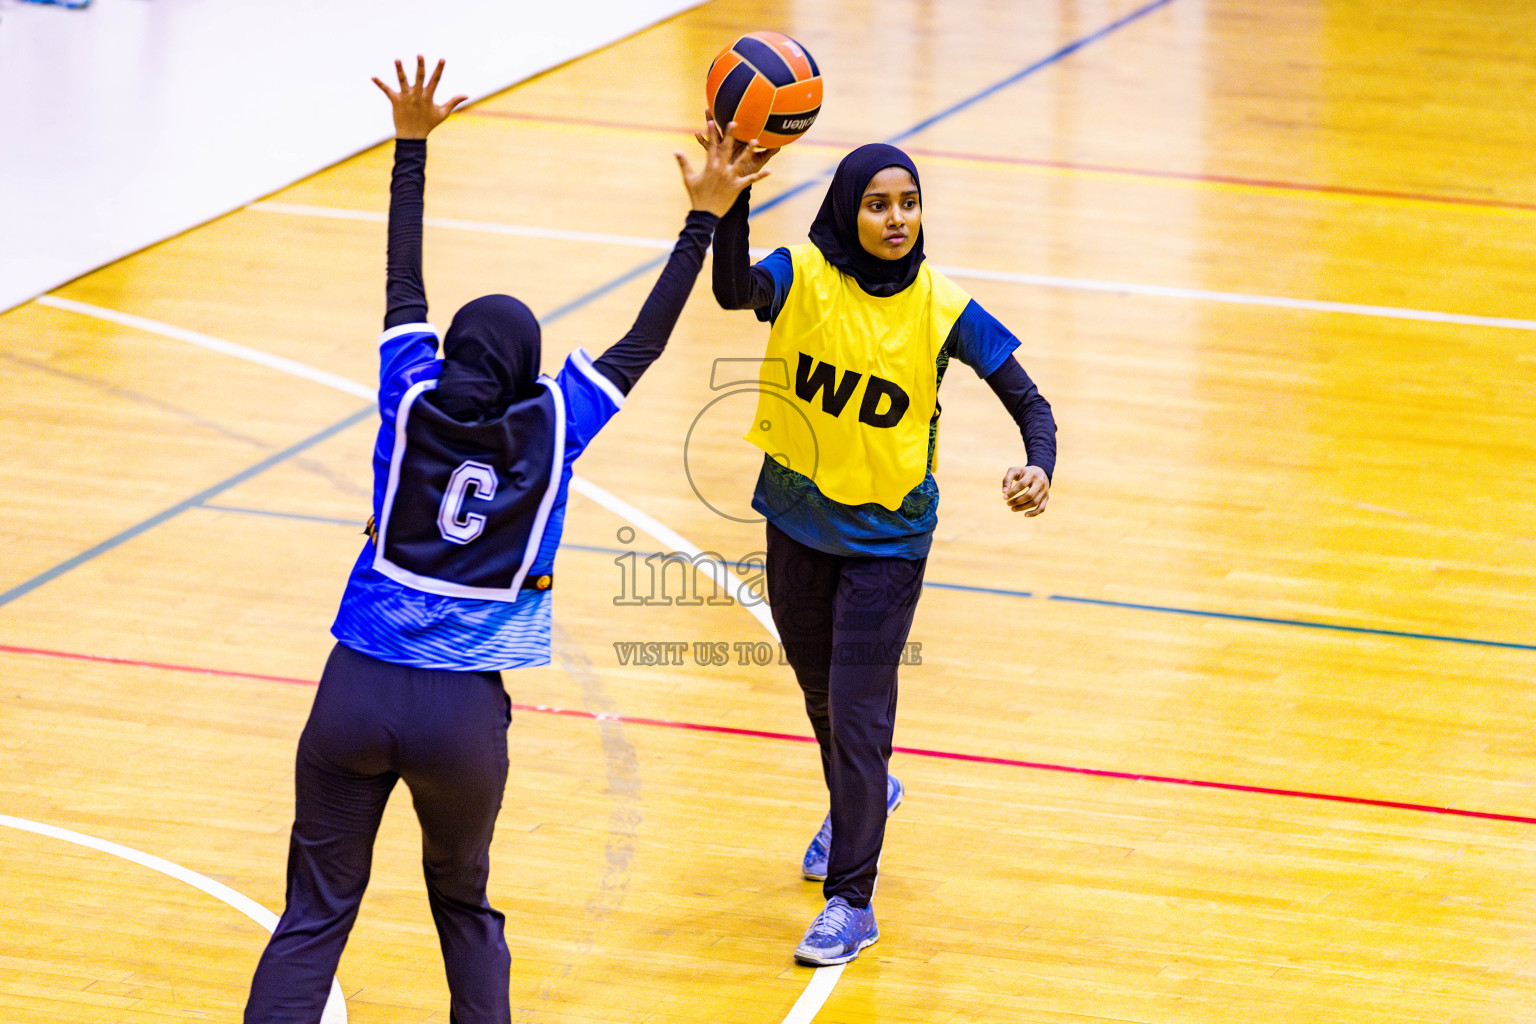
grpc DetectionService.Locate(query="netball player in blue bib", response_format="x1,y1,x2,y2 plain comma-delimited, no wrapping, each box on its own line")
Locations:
710,130,1058,965
244,60,770,1024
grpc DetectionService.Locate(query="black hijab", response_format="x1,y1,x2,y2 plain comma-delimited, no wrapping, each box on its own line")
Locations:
430,294,542,421
807,143,925,298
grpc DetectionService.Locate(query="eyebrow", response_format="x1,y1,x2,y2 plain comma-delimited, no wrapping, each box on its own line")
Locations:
862,188,921,200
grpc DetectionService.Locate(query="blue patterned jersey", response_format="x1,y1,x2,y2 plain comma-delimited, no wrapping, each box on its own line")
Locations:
332,322,623,670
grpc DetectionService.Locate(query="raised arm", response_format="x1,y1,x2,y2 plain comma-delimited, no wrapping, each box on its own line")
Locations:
592,123,774,394
711,188,779,311
383,139,428,329
371,57,467,329
698,120,778,312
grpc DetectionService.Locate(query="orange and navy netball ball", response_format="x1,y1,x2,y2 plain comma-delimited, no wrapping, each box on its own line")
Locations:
706,31,822,148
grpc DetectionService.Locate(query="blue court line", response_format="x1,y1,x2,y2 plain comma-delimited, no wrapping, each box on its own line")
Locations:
886,0,1179,146
923,580,1037,599
200,504,364,528
177,514,1536,653
539,253,671,325
533,0,1178,321
751,0,1180,217
0,407,376,610
1046,595,1536,652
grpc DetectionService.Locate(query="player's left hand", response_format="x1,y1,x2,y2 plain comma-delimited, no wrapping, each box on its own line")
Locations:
695,115,780,175
1002,465,1050,516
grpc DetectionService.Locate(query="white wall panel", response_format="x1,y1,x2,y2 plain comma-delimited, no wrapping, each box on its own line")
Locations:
0,0,699,311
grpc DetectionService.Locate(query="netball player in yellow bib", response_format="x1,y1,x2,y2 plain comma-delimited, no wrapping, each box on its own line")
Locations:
711,131,1057,965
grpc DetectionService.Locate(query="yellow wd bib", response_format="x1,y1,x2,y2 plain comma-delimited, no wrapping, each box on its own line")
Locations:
747,244,971,510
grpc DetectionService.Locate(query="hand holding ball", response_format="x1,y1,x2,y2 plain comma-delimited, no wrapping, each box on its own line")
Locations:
706,32,822,148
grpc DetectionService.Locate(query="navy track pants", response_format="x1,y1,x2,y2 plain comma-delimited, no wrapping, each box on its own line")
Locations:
245,643,513,1024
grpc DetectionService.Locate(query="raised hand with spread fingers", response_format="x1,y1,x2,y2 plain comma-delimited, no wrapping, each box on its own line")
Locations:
372,56,469,140
676,119,779,217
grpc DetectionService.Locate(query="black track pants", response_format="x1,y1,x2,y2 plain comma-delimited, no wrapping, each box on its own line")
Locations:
765,522,926,908
245,643,512,1024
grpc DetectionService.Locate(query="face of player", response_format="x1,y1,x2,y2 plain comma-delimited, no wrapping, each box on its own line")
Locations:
856,167,921,261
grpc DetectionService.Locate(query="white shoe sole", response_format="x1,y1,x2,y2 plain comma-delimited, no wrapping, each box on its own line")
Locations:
794,927,880,966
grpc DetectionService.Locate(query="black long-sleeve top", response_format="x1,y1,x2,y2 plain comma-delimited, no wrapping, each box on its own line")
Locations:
385,138,718,396
711,189,1057,480
384,139,430,330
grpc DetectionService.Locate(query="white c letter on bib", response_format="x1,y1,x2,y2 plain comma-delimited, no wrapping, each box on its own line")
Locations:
438,460,497,545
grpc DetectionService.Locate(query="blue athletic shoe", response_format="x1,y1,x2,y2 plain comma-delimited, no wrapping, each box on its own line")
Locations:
794,896,880,965
801,774,904,881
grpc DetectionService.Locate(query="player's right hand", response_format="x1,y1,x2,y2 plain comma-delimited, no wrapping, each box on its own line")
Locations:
676,120,777,217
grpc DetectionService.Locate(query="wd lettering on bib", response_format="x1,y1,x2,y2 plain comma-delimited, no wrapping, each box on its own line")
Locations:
794,353,910,428
859,374,909,428
747,245,971,509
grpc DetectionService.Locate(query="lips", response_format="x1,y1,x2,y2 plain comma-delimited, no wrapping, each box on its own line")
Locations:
884,234,907,246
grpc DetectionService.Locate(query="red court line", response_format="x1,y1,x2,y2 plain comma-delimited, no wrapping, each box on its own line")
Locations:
521,705,1536,826
6,641,1533,826
462,108,1536,213
884,746,1536,825
0,643,316,686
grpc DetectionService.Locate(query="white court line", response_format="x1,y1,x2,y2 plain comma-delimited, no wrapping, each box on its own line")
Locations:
35,295,376,401
780,963,847,1024
249,201,1536,333
569,476,778,642
37,297,834,1023
251,201,680,253
925,264,1536,333
36,296,777,642
0,813,348,1023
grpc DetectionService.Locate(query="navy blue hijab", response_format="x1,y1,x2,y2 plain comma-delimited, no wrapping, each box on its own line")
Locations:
808,143,925,298
430,294,543,421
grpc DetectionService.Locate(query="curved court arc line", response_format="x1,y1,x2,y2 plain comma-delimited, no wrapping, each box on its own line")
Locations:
17,11,1201,1015
569,476,778,641
25,296,831,1022
0,814,348,1023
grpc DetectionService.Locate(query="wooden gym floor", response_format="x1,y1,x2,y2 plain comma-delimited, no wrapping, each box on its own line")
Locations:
3,0,1535,1021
